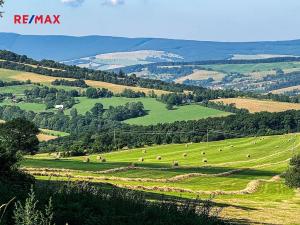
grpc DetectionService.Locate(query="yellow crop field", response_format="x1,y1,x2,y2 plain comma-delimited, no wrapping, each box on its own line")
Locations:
175,70,225,83
1,68,170,95
37,133,58,142
212,97,300,113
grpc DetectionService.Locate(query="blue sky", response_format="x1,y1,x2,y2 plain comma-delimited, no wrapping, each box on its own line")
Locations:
0,0,300,41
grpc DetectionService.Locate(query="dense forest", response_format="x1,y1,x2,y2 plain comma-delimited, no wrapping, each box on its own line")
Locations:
0,102,299,153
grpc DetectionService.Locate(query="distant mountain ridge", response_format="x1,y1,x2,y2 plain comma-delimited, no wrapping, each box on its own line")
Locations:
1,32,300,63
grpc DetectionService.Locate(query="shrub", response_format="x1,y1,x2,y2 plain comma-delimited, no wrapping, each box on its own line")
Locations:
285,154,300,188
101,158,106,163
13,189,54,225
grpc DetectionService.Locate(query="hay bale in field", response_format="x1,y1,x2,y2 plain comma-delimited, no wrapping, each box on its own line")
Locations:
173,161,179,167
139,157,144,162
185,144,188,148
96,155,102,161
83,157,90,163
142,149,147,154
201,152,206,155
203,159,208,163
247,154,251,158
157,156,162,160
219,149,222,152
183,153,187,157
230,145,234,148
101,158,106,163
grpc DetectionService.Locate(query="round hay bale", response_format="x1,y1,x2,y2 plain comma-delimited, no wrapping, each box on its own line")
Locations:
139,157,144,162
185,144,188,148
201,152,206,155
101,158,106,163
173,161,179,167
219,149,222,152
83,157,90,163
183,153,187,157
203,159,208,163
247,154,251,158
142,149,147,154
96,155,102,161
156,156,162,160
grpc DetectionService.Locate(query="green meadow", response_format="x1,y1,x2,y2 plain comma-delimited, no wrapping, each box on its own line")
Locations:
66,97,230,125
23,134,300,224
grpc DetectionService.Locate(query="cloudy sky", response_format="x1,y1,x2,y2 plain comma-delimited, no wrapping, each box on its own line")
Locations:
0,0,300,41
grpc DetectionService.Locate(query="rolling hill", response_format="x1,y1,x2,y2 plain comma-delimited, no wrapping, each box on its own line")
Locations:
1,32,300,62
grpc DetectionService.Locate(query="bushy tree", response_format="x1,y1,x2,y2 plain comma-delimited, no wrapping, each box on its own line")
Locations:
0,118,39,154
285,154,300,188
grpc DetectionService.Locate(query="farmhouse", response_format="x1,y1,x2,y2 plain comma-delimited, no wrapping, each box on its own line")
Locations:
55,105,64,110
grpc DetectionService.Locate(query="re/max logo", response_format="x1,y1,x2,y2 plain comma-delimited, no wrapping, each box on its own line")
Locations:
14,15,61,24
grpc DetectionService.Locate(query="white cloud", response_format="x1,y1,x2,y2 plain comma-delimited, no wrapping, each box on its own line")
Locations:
61,0,125,7
102,0,125,6
61,0,84,7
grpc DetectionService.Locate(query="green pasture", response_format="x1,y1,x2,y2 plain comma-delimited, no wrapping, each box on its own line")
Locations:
66,97,230,125
202,61,300,74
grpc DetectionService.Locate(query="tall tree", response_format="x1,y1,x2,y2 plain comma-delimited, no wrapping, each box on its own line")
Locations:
0,118,40,154
285,154,300,188
0,0,4,17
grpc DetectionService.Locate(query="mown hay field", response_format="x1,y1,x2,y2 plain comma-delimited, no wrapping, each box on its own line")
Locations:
175,70,226,83
212,97,300,113
23,134,300,225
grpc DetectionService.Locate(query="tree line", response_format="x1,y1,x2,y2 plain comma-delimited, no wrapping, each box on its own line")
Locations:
51,79,89,88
